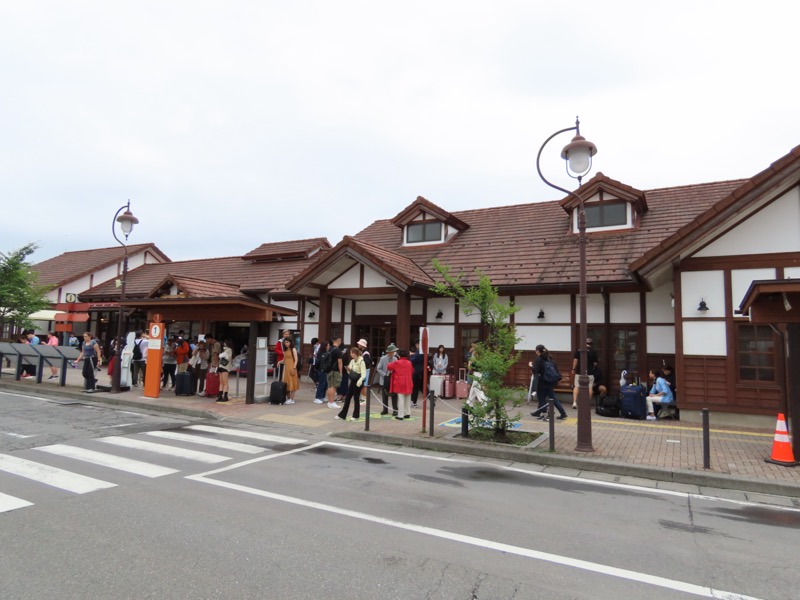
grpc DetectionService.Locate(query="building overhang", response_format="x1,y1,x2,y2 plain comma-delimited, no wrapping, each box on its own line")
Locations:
738,279,800,324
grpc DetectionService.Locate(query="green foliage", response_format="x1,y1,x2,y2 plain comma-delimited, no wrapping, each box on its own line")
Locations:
0,243,52,334
430,259,522,438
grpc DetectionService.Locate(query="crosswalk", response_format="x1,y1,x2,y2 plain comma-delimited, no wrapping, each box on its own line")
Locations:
0,425,307,515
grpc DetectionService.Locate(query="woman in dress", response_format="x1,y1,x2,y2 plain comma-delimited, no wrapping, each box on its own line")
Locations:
281,337,300,405
74,332,102,393
432,345,448,376
192,340,210,396
216,339,234,402
337,347,365,421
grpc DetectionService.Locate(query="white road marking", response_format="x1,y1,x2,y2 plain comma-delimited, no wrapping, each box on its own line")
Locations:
0,454,116,494
97,423,140,429
2,432,37,439
35,444,178,478
99,436,230,463
184,424,306,445
188,441,764,600
145,431,265,454
0,491,34,513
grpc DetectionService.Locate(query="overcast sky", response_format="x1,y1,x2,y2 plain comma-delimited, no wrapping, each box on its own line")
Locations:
3,1,799,264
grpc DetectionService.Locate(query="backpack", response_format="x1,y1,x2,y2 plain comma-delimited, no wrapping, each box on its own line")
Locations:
132,340,143,361
595,393,620,418
320,350,334,373
541,359,561,383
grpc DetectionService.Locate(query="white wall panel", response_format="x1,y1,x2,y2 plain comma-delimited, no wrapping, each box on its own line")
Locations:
646,326,675,353
786,267,800,279
427,298,456,322
329,265,360,289
363,266,387,287
304,324,319,343
427,326,455,349
517,325,572,351
411,299,423,316
356,300,398,315
682,321,727,356
610,293,640,323
576,294,604,323
514,295,571,323
681,270,725,318
731,268,776,313
645,282,675,323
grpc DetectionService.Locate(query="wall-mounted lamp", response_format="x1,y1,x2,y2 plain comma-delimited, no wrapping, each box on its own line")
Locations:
537,308,546,320
308,310,316,319
435,309,443,320
697,299,709,312
670,293,675,308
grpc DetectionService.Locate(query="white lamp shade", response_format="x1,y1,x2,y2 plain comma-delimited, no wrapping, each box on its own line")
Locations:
567,147,592,174
117,209,139,236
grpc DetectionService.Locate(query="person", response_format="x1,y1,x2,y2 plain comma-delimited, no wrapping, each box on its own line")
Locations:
309,337,320,383
68,332,79,348
216,339,234,402
192,340,210,396
410,340,424,408
313,340,331,403
281,337,300,404
161,335,178,390
336,347,365,421
432,345,448,376
17,333,36,378
388,348,414,420
571,337,599,410
26,329,40,345
175,336,191,373
205,333,221,370
646,368,674,420
275,330,291,380
529,345,569,420
326,337,344,408
74,332,101,392
356,338,371,405
663,364,677,401
376,343,398,416
335,343,351,403
131,331,147,387
46,332,59,379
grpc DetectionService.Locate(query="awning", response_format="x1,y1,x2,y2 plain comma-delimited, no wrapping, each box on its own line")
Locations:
28,309,60,321
738,279,800,324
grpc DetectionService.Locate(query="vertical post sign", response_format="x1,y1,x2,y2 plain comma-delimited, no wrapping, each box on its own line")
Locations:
144,317,164,398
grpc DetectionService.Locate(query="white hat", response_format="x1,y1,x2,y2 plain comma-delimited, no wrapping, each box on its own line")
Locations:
357,338,368,348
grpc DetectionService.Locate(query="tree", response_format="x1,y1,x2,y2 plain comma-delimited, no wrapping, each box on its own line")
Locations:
430,259,521,440
0,243,52,336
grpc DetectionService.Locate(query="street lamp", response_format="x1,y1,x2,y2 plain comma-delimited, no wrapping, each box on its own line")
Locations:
536,117,597,452
110,200,139,393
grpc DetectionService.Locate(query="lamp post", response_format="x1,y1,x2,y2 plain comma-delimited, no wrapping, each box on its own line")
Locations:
110,200,139,394
536,117,597,452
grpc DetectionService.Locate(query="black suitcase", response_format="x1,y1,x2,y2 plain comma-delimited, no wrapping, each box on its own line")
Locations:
174,371,194,396
595,393,620,417
269,381,287,405
620,384,646,419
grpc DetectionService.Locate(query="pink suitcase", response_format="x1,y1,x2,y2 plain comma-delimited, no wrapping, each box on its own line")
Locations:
443,375,455,399
456,369,469,399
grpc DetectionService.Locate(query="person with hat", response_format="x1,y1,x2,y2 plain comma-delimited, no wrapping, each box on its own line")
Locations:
387,348,414,420
356,338,372,405
571,337,599,410
376,343,398,416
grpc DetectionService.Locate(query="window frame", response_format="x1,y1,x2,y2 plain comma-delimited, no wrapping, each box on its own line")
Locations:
736,323,776,383
404,221,444,245
574,201,632,233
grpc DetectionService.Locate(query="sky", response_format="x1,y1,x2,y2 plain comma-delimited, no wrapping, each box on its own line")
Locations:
2,1,800,265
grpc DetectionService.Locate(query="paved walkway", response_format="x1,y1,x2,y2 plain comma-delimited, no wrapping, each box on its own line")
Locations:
2,367,799,497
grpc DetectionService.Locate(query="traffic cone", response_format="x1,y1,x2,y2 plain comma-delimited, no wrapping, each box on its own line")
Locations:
765,413,797,467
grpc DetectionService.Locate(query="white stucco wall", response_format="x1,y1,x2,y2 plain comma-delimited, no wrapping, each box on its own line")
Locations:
427,298,456,322
304,324,319,343
517,325,571,351
427,325,455,349
356,300,397,315
731,268,776,313
694,186,800,257
362,266,387,287
786,267,800,279
411,299,423,316
329,265,360,288
682,321,728,356
681,270,725,318
610,293,640,323
576,294,605,323
647,325,676,353
514,295,571,323
645,282,675,323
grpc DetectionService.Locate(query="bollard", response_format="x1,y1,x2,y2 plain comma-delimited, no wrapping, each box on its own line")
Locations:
702,408,710,469
461,405,469,438
548,397,555,451
428,389,435,437
364,385,371,432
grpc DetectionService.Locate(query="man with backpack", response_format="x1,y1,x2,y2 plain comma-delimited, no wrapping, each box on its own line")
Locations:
131,331,147,387
325,337,343,409
571,337,599,410
529,344,569,420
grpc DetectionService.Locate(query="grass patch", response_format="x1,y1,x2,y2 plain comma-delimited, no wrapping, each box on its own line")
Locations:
467,427,541,446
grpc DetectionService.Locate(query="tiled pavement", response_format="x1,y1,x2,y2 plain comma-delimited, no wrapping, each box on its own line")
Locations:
3,368,799,496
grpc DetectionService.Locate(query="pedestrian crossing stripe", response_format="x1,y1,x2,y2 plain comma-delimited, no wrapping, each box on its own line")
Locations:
0,491,34,513
184,424,306,445
0,454,117,494
35,444,179,478
145,431,265,454
98,436,231,463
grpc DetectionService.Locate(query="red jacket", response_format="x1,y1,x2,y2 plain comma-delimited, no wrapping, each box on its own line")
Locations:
275,340,284,363
387,357,413,394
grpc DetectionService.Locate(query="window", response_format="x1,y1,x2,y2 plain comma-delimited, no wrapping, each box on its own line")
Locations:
585,202,628,228
406,221,442,244
738,324,775,382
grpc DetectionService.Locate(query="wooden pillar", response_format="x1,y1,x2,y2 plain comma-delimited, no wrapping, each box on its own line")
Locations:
245,321,258,404
787,324,800,460
319,290,331,342
397,291,411,351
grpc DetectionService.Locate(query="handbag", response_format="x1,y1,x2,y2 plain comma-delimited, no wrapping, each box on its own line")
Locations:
348,370,361,382
220,356,230,367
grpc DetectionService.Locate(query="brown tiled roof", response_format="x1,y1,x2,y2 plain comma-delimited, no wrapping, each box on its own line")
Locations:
160,275,245,299
390,196,470,231
242,238,330,262
350,178,747,289
33,243,170,288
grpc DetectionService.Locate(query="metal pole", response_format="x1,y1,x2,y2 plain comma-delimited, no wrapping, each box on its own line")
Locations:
428,389,435,437
461,404,469,438
548,397,555,452
111,248,128,393
702,408,711,469
365,383,371,432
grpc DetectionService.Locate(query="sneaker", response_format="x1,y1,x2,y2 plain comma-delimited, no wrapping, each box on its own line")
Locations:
530,411,541,417
572,404,577,409
48,375,58,380
394,416,404,421
328,402,340,409
198,391,206,397
359,400,366,406
284,399,295,405
349,417,359,421
411,403,418,408
646,415,657,421
216,398,229,403
85,389,96,394
334,415,342,420
313,399,325,404
557,414,568,420
403,415,411,419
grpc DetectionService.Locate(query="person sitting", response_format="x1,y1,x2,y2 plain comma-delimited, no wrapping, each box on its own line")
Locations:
646,368,674,420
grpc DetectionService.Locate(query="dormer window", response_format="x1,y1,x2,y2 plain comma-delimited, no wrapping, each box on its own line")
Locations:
573,201,633,233
405,221,443,245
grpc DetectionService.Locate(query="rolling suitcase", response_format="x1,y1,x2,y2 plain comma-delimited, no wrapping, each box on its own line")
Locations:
205,371,220,396
269,380,287,405
456,368,470,400
620,384,647,420
174,371,194,396
443,374,455,399
429,375,444,397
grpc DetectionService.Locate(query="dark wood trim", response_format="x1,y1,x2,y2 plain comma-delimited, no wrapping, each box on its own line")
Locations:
681,251,800,271
397,292,411,350
724,269,737,406
674,266,685,405
331,287,400,297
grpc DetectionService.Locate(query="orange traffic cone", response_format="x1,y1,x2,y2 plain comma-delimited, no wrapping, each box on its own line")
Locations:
765,413,797,467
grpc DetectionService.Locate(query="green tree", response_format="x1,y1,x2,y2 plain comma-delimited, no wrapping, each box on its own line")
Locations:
430,259,521,440
0,243,52,336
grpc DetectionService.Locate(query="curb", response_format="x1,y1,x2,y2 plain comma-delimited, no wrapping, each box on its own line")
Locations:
333,430,800,498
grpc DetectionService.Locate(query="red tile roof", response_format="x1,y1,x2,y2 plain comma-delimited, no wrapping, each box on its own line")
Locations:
33,243,170,288
242,238,330,262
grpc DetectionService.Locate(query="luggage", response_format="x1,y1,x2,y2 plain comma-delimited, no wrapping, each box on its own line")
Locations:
619,384,647,420
269,380,287,405
174,371,194,396
429,375,444,397
443,375,455,399
456,368,469,400
595,393,620,417
205,371,220,396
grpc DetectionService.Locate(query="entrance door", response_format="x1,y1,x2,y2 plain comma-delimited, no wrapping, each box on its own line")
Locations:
354,325,397,357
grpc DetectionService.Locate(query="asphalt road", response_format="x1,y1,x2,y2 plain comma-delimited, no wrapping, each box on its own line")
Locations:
1,389,798,599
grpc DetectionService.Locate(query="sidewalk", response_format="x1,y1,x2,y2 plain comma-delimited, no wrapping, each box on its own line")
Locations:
2,367,799,498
